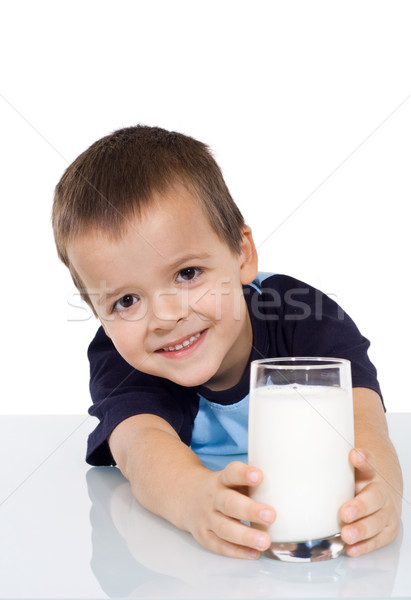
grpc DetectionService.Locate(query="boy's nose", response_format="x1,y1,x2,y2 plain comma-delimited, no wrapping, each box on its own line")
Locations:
149,289,189,330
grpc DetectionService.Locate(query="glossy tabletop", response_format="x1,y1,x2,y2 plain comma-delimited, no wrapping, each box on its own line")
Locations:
0,413,410,599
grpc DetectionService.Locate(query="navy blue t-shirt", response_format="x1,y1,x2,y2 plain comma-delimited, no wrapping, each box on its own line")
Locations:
86,274,382,466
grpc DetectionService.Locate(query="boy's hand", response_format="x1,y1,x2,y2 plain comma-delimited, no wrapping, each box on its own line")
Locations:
339,447,402,557
183,461,275,559
109,415,275,560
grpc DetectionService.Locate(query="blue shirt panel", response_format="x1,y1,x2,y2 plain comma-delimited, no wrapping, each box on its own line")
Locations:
190,394,250,455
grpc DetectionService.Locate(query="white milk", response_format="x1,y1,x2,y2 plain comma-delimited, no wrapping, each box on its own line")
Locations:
248,384,354,542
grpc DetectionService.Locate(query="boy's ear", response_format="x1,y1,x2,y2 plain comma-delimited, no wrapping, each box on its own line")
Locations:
239,225,258,285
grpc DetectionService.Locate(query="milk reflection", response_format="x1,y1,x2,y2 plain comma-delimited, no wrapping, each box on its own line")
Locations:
87,466,401,598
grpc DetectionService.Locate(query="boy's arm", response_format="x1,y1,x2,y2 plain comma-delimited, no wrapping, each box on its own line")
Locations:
340,387,403,556
108,413,275,559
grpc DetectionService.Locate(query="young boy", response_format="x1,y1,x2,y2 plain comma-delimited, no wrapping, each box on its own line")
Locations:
52,125,402,560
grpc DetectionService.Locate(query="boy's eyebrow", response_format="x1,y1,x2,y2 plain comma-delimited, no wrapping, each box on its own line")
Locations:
166,252,212,271
98,253,212,306
98,288,128,305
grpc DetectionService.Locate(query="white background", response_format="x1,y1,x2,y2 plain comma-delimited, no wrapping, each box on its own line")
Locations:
1,0,410,414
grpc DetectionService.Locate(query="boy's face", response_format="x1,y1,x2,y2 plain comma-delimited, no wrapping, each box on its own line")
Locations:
67,184,258,391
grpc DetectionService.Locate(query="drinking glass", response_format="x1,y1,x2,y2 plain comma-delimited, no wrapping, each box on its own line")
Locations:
248,357,354,562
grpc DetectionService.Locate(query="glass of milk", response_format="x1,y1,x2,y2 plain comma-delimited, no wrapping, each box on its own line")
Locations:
248,357,354,562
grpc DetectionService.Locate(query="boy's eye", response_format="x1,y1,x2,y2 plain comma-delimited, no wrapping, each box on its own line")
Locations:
114,295,138,311
176,267,202,282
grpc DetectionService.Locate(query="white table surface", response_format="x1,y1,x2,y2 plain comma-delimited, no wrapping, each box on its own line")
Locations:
0,413,410,599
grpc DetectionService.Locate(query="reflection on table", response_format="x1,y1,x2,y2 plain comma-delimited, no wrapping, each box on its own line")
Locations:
0,413,409,599
87,460,402,599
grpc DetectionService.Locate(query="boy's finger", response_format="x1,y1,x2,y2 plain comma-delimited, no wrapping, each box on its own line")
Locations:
349,448,376,474
341,507,387,547
204,529,263,560
339,481,385,523
344,515,401,557
220,461,263,487
211,512,272,553
215,487,275,525
344,531,385,557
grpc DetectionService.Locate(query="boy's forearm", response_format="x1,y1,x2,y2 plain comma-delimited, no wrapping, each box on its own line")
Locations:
353,387,403,510
108,414,209,530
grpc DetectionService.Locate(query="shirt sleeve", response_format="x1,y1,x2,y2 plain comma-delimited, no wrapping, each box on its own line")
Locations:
86,327,195,466
262,275,384,405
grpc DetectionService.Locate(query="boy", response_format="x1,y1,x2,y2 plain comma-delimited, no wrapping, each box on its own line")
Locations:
52,125,402,560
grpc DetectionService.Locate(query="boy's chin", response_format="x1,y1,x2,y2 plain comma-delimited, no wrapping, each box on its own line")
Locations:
164,368,220,390
169,374,215,389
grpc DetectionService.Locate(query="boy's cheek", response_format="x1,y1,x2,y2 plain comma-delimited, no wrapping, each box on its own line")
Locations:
99,319,112,338
191,286,244,322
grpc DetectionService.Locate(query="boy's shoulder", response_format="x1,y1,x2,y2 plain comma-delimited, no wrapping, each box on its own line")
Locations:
248,272,313,291
247,272,318,301
248,271,276,292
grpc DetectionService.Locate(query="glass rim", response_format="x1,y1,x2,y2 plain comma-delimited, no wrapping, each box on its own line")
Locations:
251,357,351,370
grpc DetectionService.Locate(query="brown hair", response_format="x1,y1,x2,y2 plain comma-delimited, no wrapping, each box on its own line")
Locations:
52,125,245,308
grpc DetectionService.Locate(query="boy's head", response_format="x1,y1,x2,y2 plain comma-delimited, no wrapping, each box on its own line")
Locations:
52,125,246,309
53,125,258,390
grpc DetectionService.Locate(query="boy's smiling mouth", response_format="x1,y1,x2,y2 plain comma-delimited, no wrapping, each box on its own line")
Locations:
156,330,206,357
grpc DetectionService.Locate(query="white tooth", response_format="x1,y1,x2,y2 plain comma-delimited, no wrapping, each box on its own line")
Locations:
162,332,201,352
